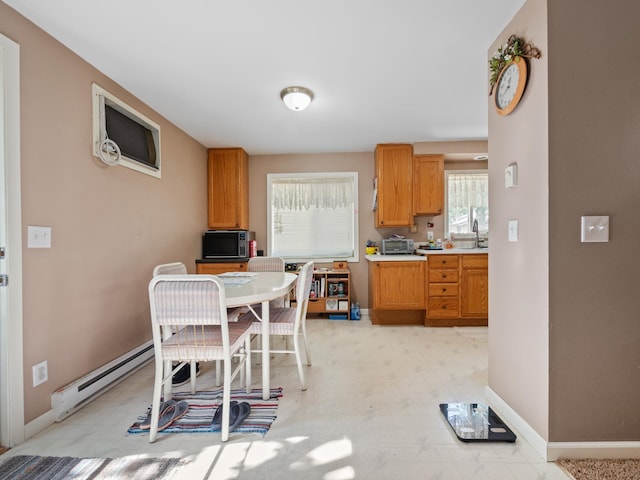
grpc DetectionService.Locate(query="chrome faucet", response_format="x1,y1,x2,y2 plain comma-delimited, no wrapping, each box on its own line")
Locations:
472,219,479,248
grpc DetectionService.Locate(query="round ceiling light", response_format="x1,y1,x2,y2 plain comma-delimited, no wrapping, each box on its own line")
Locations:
280,86,314,111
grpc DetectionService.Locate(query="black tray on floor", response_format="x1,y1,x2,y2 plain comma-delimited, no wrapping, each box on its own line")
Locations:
439,403,516,443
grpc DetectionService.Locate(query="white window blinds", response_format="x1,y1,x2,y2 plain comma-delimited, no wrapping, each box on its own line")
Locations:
268,173,358,261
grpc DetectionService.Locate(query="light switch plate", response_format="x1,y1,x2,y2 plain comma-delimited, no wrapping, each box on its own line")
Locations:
508,220,518,242
581,216,609,242
27,226,52,248
505,164,518,188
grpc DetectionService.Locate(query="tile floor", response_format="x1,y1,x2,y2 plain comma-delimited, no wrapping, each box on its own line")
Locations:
2,317,570,479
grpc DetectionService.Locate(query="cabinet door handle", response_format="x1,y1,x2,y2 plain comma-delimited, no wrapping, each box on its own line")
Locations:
442,274,447,279
442,288,447,293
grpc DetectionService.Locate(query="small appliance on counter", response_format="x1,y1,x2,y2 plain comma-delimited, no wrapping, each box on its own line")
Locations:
202,230,255,259
381,237,414,255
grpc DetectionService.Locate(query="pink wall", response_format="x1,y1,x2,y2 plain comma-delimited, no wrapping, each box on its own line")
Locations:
1,3,208,422
488,0,550,440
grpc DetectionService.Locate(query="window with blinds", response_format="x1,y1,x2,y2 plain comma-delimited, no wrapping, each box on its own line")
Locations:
445,171,489,236
267,172,359,261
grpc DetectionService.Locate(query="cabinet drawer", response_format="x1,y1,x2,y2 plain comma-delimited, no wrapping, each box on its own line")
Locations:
428,255,459,269
462,255,488,268
428,283,459,297
428,298,459,317
196,262,247,274
428,270,459,283
307,299,326,313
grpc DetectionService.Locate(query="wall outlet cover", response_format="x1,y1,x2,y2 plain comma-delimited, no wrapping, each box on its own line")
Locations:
505,164,518,188
581,216,609,242
508,220,518,242
28,226,52,248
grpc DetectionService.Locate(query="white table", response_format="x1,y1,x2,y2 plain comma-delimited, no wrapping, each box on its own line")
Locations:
222,271,297,400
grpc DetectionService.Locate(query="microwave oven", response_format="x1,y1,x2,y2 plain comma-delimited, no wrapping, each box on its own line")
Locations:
381,238,414,255
202,230,255,259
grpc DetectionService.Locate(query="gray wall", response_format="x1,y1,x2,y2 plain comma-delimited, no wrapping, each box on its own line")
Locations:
489,0,640,443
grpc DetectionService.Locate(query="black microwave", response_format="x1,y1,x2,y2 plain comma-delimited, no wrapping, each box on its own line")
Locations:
202,230,254,259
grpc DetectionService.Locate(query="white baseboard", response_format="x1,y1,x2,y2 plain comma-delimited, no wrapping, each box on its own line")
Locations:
485,386,548,460
547,442,640,461
24,408,56,441
486,386,640,461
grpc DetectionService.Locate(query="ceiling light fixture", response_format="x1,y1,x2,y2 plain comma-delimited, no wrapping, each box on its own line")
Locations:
280,86,314,111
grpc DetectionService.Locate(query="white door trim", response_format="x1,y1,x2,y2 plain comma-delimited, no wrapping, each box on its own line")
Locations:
0,33,25,447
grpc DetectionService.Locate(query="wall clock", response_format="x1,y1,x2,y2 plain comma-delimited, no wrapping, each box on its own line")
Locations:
494,57,527,116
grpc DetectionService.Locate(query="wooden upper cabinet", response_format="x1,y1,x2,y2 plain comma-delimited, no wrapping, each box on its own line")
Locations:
413,154,444,216
375,144,414,227
207,148,249,230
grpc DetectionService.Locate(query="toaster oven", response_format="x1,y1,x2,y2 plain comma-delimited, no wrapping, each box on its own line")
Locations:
381,238,415,255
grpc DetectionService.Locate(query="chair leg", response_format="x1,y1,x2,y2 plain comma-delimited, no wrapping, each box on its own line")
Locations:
302,322,312,366
221,360,232,442
149,358,168,443
215,360,221,386
292,333,307,391
190,361,197,394
245,336,252,394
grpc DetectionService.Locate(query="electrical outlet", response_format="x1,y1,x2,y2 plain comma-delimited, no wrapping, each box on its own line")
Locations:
28,226,52,248
33,360,48,387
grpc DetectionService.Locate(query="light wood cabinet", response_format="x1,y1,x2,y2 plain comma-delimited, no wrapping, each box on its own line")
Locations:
375,144,414,227
196,262,248,275
207,148,249,230
461,255,488,318
426,255,460,319
371,261,425,309
426,254,488,326
413,154,444,216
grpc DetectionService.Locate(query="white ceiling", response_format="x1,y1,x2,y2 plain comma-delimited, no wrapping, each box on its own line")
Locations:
5,0,525,155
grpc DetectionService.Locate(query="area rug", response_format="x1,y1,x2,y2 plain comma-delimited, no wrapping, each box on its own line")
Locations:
0,455,183,480
557,458,640,480
128,387,283,436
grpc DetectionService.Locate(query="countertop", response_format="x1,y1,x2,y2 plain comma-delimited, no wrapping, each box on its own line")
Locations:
365,248,489,262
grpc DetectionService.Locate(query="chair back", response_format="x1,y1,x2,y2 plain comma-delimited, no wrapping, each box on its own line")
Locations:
294,262,314,322
148,275,233,360
248,257,285,272
152,262,187,276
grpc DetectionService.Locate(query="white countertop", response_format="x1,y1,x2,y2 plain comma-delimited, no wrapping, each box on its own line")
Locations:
415,248,489,255
365,254,426,261
365,249,488,261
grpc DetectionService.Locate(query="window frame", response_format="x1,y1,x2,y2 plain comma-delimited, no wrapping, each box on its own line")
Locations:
267,172,359,263
444,169,489,239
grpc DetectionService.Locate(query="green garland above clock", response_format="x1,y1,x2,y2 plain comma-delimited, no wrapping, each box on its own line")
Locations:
489,35,541,116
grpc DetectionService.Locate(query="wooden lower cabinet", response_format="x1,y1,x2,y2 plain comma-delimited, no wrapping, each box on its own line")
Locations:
368,260,425,325
426,255,460,320
426,254,488,326
196,262,248,275
461,255,489,318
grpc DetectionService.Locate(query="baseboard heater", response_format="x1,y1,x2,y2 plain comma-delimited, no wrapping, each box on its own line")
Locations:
51,340,154,421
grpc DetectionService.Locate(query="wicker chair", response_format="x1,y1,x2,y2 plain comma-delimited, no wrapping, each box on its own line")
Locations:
241,261,314,390
148,274,251,442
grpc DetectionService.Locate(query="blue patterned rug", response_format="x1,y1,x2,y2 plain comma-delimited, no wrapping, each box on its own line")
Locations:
128,387,283,436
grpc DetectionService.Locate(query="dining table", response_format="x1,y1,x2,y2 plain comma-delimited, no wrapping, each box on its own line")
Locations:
219,271,297,400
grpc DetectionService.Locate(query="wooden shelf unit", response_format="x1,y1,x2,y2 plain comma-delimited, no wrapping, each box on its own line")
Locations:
293,268,351,319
